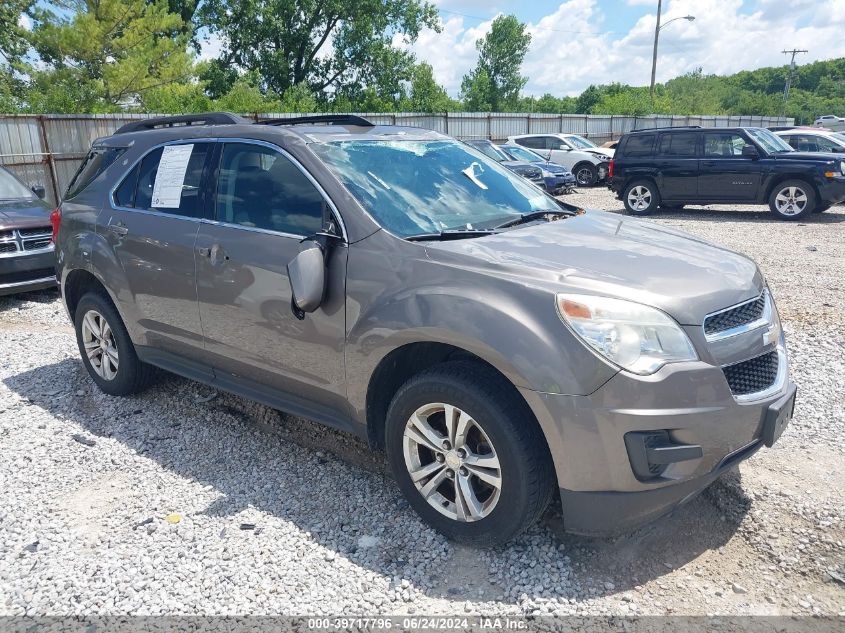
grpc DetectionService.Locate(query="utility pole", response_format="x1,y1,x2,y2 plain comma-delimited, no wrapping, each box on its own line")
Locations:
781,48,807,118
649,0,663,100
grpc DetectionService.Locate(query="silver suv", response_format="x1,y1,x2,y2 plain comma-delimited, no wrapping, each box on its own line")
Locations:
55,113,796,546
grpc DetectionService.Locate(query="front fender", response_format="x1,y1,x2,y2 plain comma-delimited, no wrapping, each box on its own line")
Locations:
344,233,618,423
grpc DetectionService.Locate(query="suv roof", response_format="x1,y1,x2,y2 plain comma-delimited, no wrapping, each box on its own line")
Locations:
99,112,446,148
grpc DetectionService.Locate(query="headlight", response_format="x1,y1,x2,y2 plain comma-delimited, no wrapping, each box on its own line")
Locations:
556,294,698,375
541,168,555,178
840,160,845,175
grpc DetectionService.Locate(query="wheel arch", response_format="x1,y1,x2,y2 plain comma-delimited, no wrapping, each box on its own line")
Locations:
763,174,820,206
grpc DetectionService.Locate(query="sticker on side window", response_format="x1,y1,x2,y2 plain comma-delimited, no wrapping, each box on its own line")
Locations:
151,144,194,208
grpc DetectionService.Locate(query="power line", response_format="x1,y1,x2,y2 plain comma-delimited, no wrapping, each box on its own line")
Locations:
781,48,807,117
438,8,617,37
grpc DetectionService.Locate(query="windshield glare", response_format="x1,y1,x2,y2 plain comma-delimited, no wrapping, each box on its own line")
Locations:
470,142,510,162
0,168,35,200
565,135,598,149
312,140,561,238
504,146,543,162
746,128,793,153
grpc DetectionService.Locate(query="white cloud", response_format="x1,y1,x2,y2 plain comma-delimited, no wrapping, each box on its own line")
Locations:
18,13,32,30
404,0,845,98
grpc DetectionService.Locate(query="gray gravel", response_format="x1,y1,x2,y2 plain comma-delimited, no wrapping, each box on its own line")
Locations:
1,190,843,616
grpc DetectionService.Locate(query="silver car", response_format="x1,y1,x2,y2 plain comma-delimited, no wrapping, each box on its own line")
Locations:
55,114,796,546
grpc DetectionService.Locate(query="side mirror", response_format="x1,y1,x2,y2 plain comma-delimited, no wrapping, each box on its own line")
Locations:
287,239,326,316
31,184,46,199
742,145,760,159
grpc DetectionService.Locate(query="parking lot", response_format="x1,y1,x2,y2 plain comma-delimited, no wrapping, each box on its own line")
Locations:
1,188,843,617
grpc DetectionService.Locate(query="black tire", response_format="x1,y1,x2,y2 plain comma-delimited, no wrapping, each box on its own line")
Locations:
74,291,153,396
768,180,816,220
573,162,598,187
623,179,661,215
385,361,555,547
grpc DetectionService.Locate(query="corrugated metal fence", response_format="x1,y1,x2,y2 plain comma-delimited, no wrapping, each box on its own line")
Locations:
0,112,793,205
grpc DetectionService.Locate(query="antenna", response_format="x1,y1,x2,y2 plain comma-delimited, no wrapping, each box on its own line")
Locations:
781,48,807,119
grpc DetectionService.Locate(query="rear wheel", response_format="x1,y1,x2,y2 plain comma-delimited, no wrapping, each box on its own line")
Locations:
74,292,153,396
573,163,598,187
768,180,815,220
385,362,555,547
623,180,660,215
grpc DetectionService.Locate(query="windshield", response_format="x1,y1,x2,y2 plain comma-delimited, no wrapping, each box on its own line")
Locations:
311,140,561,238
0,168,36,200
564,135,598,149
746,128,793,153
503,145,543,162
832,132,845,145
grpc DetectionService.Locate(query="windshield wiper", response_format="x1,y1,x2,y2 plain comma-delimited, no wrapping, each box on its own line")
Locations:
406,228,498,242
492,210,573,230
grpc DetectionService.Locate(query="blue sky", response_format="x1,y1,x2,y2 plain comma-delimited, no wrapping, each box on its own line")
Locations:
386,0,845,97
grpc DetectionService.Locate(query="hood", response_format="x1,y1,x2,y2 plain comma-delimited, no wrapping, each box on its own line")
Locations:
536,161,570,175
585,147,614,159
503,161,542,177
425,211,763,325
772,151,843,163
0,197,53,230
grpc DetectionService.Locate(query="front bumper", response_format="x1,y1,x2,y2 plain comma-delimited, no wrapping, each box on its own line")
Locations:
519,340,794,536
818,175,845,205
544,174,576,192
0,247,57,296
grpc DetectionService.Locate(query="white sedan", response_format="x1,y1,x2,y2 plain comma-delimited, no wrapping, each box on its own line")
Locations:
776,128,845,154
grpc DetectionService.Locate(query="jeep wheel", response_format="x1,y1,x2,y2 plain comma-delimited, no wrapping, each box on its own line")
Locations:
573,163,598,187
623,180,660,215
385,362,554,547
74,292,153,396
769,180,815,220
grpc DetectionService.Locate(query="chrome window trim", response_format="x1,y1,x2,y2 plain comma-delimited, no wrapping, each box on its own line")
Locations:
703,290,771,342
108,137,347,243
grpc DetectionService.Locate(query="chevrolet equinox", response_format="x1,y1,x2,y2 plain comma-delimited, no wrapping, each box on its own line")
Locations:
54,113,797,546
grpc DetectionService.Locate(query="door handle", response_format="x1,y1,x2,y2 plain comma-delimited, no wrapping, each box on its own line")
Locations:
197,247,211,257
200,243,230,265
108,221,128,236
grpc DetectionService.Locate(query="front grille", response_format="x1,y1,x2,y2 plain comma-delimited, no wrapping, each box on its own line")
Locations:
722,351,779,396
0,242,17,254
704,294,766,336
23,238,51,251
17,226,51,238
0,230,13,240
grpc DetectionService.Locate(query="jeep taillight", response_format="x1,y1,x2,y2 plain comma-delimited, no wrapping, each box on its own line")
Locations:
50,207,61,243
608,159,614,179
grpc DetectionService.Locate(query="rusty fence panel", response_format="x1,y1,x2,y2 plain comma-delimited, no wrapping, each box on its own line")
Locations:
0,112,794,205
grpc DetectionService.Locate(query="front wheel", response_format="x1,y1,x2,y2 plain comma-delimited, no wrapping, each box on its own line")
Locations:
768,180,816,220
385,362,555,547
573,163,598,187
623,180,661,215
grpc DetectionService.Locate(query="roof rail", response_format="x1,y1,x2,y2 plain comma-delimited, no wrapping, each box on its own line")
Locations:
258,114,375,128
113,112,247,135
630,125,703,132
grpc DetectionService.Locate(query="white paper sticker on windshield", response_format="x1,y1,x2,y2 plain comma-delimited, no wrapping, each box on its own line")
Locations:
151,144,194,208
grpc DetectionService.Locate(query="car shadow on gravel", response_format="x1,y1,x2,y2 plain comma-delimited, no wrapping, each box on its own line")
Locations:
0,287,59,311
641,208,845,224
4,357,752,604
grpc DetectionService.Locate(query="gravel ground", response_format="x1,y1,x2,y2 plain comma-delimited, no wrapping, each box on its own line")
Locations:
0,190,843,617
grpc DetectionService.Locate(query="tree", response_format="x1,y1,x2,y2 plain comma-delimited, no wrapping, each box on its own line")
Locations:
461,14,530,111
406,63,452,112
198,0,439,100
460,67,492,111
27,0,195,110
1,0,32,66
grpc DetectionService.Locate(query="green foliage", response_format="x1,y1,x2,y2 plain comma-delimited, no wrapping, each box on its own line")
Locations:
213,75,281,113
141,83,212,114
0,0,32,65
461,15,530,111
198,0,439,101
24,0,195,110
405,63,454,112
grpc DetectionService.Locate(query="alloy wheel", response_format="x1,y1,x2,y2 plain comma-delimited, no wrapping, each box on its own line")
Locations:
81,309,119,380
575,167,594,186
402,403,502,522
774,186,808,216
627,185,652,211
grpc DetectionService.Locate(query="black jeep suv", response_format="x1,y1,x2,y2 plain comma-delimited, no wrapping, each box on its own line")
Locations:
609,126,845,220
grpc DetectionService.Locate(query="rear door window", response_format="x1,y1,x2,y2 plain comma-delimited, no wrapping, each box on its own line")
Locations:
658,132,699,157
113,143,211,217
517,137,545,149
621,134,656,157
66,147,126,199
